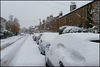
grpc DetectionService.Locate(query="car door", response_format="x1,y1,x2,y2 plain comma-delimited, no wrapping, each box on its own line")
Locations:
47,44,61,66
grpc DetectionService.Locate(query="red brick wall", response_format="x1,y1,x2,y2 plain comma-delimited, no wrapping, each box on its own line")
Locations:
50,1,98,32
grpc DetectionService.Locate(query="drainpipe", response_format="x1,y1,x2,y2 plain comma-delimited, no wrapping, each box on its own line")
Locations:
98,1,100,33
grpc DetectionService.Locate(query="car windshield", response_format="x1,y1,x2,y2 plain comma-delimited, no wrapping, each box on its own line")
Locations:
90,40,100,43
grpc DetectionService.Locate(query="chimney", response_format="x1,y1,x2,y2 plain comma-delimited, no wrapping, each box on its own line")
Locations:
70,2,76,11
43,20,45,24
59,11,63,16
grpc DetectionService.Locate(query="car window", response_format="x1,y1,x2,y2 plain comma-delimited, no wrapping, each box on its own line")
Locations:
90,40,100,43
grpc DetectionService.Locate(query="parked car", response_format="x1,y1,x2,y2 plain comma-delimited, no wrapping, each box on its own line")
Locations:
0,32,4,39
33,33,42,44
38,32,58,55
36,33,42,44
32,33,36,40
20,33,25,36
45,33,99,66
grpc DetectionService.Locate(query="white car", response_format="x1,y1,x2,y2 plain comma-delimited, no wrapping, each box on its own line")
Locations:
20,33,25,36
33,33,42,44
45,33,99,66
38,32,59,55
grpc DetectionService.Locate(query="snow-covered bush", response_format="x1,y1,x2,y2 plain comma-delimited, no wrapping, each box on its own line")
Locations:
59,26,99,34
59,26,83,34
59,26,67,34
85,26,98,33
0,30,13,39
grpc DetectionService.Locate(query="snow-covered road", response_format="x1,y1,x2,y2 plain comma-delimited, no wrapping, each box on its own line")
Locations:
1,35,45,66
1,35,23,50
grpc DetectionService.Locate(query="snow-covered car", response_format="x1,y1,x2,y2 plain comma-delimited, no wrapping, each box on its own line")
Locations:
20,33,25,36
32,33,36,40
45,33,99,66
36,34,42,44
0,32,4,39
33,33,42,44
38,32,59,55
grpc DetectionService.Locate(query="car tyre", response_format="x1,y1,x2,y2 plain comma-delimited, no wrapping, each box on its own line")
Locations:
40,51,42,54
46,62,49,67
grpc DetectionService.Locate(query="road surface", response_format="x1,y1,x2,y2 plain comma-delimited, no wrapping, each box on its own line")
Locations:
1,35,45,66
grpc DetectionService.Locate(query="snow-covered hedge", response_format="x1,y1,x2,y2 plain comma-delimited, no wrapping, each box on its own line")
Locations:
59,26,67,34
59,26,99,34
62,26,83,33
59,26,83,34
0,30,13,39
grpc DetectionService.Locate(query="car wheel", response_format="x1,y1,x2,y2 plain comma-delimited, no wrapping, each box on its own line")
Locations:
38,47,40,51
46,62,49,67
37,42,39,45
41,51,45,55
40,51,42,54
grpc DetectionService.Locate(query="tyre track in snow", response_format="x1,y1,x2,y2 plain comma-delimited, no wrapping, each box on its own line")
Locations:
1,35,28,66
1,36,24,51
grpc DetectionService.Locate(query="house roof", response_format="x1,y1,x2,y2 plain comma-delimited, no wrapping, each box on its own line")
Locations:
0,17,6,22
57,0,94,19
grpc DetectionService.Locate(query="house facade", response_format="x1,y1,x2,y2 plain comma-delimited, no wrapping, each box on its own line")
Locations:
51,1,99,32
0,17,6,32
38,1,99,32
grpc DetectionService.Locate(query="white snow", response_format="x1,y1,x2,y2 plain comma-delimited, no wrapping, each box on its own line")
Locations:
59,26,67,30
59,26,83,33
40,32,59,42
39,32,59,49
38,32,59,54
48,33,99,66
1,35,23,50
1,36,28,66
1,35,45,66
1,32,99,66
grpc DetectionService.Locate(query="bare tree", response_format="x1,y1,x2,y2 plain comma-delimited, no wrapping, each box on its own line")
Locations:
92,1,100,32
92,1,99,24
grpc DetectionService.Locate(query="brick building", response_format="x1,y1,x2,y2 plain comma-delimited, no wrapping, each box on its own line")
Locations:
51,1,99,32
38,1,99,32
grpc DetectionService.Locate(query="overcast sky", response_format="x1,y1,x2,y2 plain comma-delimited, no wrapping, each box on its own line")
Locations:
1,1,92,29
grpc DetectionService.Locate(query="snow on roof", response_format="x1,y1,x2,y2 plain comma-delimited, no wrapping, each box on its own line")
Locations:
0,17,6,22
57,1,93,19
70,2,76,5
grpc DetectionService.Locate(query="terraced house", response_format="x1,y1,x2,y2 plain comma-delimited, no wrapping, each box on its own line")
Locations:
38,1,99,32
51,1,100,32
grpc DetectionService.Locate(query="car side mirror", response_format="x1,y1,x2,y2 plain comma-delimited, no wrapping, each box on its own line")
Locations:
59,61,64,67
46,44,51,48
40,40,42,42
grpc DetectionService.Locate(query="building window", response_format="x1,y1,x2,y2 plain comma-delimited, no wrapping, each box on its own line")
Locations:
82,8,84,18
63,18,64,23
61,17,64,23
69,16,70,22
64,17,66,23
82,23,84,28
66,16,67,23
70,14,72,21
86,7,87,17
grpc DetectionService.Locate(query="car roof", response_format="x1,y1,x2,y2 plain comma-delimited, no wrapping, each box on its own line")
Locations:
49,33,99,64
40,33,59,42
